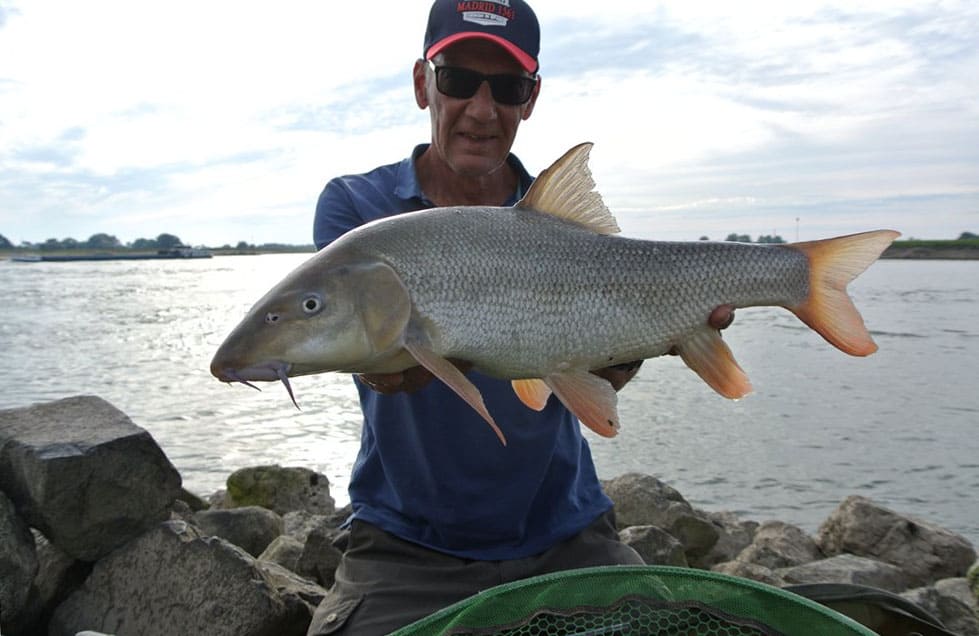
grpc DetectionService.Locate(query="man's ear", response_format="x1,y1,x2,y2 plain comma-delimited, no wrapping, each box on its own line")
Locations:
521,76,541,121
413,59,429,109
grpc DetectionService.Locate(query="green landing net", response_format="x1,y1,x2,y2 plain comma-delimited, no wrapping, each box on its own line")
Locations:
391,565,877,636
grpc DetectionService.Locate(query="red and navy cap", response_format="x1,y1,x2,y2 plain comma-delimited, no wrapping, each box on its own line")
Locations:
423,0,540,73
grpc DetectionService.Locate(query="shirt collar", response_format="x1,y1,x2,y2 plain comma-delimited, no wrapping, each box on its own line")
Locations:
394,144,534,206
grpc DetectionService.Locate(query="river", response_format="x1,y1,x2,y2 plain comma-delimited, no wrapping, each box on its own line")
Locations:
1,255,976,545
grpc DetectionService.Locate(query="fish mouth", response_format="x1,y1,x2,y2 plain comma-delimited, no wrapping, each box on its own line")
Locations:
212,361,301,410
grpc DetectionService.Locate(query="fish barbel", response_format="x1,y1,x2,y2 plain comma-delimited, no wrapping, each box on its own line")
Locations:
211,143,899,445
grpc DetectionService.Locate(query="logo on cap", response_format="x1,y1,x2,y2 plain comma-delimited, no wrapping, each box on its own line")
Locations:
460,1,514,27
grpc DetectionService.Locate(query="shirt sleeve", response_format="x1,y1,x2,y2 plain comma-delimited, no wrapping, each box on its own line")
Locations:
313,178,365,250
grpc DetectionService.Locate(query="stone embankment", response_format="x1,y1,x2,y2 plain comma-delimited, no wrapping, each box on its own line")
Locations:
2,396,977,636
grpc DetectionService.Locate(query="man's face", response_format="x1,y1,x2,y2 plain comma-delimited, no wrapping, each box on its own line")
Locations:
414,38,539,178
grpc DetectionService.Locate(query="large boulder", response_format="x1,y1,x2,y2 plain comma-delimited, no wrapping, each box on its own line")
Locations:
817,495,976,587
225,465,335,515
603,473,718,560
0,396,182,561
734,521,823,570
1,490,37,633
193,506,284,557
49,520,313,636
776,553,911,592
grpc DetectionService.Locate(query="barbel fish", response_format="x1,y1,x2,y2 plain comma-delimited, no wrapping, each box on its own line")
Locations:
211,143,898,445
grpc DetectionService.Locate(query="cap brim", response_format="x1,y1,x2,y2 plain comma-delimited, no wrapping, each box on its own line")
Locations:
426,33,537,73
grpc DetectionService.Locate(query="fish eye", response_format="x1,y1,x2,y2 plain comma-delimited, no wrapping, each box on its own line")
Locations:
301,294,323,315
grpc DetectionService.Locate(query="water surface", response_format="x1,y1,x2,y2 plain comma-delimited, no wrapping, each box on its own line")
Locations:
1,256,976,545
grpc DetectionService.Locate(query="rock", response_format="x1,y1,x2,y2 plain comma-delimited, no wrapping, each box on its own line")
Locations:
256,560,328,621
619,525,688,566
297,522,345,587
259,535,305,573
8,530,91,636
818,495,977,587
776,553,911,592
1,490,37,632
734,521,822,570
225,465,335,515
49,520,311,636
695,510,759,569
711,560,781,586
901,578,979,636
283,510,329,541
0,396,182,561
193,506,284,557
175,487,210,512
603,473,718,559
935,577,979,614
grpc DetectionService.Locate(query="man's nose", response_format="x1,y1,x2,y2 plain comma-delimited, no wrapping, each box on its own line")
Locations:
464,80,498,119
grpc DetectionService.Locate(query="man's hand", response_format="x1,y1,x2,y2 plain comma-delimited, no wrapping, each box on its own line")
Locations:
358,360,473,394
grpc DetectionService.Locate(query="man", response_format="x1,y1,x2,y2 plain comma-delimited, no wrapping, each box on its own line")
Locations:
307,2,733,634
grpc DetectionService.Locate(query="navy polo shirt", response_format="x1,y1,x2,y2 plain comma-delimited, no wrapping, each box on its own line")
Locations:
313,144,612,560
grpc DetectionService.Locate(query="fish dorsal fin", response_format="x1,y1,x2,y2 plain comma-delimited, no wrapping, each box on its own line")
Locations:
516,142,620,235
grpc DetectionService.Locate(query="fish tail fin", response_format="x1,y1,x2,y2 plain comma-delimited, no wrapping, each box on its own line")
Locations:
789,229,900,356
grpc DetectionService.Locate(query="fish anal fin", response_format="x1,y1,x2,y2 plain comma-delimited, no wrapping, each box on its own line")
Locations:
403,342,507,446
544,371,620,438
511,378,552,411
789,229,900,357
516,143,620,235
676,329,752,399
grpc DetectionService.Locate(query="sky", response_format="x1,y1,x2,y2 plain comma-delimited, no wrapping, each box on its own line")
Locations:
1,0,977,247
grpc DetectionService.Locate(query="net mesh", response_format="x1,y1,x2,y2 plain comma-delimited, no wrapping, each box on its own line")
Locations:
392,566,877,636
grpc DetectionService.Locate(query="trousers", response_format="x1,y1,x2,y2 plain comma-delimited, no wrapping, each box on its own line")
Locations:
306,509,643,635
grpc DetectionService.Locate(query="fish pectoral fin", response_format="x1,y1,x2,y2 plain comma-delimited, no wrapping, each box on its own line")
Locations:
675,329,752,399
355,261,413,354
403,342,507,446
544,371,620,438
511,379,552,411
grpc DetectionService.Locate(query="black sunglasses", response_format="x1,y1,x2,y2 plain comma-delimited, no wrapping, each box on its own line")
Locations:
428,61,537,106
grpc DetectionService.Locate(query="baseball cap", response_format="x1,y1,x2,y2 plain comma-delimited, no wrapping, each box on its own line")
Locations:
423,0,540,73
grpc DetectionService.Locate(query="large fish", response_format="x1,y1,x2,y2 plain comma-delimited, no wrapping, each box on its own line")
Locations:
211,143,898,445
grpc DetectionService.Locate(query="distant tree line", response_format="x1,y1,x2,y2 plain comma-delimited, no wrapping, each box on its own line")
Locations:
720,233,787,243
2,231,977,252
0,233,185,251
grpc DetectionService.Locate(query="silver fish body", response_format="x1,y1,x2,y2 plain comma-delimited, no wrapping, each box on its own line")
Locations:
212,143,898,444
333,205,809,379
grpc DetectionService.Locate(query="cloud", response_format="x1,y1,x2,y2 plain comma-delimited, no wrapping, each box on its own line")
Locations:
0,1,976,245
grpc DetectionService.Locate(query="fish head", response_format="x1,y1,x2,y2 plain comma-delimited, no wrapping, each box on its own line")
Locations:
210,257,412,384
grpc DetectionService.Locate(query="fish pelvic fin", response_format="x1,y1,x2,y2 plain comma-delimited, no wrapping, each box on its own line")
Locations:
676,328,753,399
544,371,620,438
516,143,621,235
789,229,900,357
403,342,507,446
512,378,552,411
